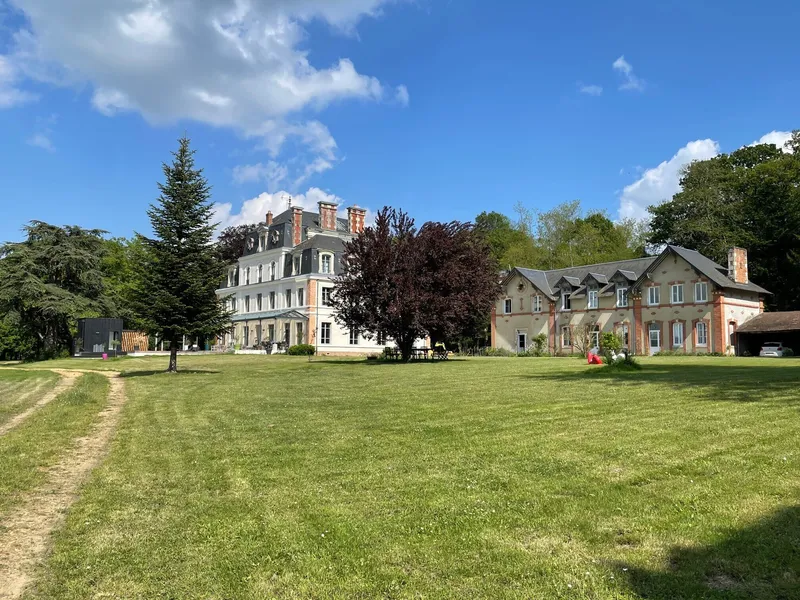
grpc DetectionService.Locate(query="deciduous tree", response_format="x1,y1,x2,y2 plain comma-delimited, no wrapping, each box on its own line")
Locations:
217,224,258,264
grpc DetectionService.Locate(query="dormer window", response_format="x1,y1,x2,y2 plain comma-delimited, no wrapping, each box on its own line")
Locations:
616,285,628,308
321,253,332,274
588,288,599,309
562,291,571,311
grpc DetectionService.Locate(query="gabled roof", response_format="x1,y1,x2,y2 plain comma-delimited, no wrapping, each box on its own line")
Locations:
631,245,770,295
513,268,556,298
555,275,582,288
582,272,609,286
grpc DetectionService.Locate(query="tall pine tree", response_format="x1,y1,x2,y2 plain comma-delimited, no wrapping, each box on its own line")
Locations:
136,137,231,372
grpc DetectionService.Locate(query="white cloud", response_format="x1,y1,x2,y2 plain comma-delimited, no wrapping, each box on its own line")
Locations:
612,55,645,92
579,83,603,96
212,187,374,232
751,130,794,153
0,54,36,108
618,139,719,220
395,84,409,106
232,162,288,188
27,131,54,151
5,0,408,178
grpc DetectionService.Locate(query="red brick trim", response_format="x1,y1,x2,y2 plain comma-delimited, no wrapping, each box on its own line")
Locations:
548,304,556,353
712,294,726,353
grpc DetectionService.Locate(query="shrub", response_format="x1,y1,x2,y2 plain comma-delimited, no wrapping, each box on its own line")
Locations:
599,332,622,357
602,353,641,371
531,334,548,356
483,347,516,357
783,348,795,357
287,344,315,356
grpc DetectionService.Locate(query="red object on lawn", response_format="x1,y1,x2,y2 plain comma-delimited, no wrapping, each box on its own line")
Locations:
587,353,602,365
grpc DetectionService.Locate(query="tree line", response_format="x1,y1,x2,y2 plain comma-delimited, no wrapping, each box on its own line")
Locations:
1,131,797,365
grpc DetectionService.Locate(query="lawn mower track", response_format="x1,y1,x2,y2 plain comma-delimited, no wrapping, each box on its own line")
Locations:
0,371,82,437
0,369,127,600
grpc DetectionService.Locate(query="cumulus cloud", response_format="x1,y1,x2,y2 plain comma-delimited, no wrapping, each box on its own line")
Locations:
212,187,374,233
0,54,36,108
578,83,603,96
751,130,794,153
5,0,408,180
618,139,720,220
612,55,645,92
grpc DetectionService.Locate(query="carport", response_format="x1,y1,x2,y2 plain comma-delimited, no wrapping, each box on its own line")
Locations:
735,312,800,356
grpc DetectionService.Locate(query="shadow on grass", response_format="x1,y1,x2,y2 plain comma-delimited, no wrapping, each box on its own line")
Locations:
120,369,220,378
310,358,470,366
621,506,800,599
522,362,800,404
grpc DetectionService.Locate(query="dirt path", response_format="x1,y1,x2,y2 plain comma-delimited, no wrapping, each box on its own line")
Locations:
0,371,83,437
0,371,127,600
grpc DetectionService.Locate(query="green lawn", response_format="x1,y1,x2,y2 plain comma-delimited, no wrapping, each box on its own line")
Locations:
10,355,800,599
0,372,109,515
0,369,59,426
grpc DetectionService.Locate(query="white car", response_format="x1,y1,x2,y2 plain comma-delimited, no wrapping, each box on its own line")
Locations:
759,342,785,357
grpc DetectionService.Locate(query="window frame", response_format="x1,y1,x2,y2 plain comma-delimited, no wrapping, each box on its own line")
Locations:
671,284,684,304
321,322,331,345
321,253,332,274
269,291,275,310
322,287,333,307
244,295,250,312
696,321,708,347
590,325,600,348
285,289,292,308
616,286,629,308
270,262,276,281
256,293,262,311
297,288,304,306
648,286,660,306
258,264,263,283
561,292,571,311
694,281,708,303
503,298,512,314
533,295,542,313
672,322,684,348
588,289,599,310
561,326,572,347
349,328,359,345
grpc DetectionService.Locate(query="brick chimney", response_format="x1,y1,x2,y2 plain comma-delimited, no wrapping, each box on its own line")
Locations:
347,206,367,234
727,247,749,284
266,211,273,226
318,201,338,231
292,206,303,247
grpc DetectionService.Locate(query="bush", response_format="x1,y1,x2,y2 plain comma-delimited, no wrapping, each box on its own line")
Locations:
783,348,795,357
531,334,548,356
483,347,516,357
602,353,641,371
287,344,315,356
599,332,622,357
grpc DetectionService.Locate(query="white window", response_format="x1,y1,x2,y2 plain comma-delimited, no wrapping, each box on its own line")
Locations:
504,298,512,314
321,254,332,274
349,328,359,345
648,286,660,306
297,288,304,306
533,295,542,313
257,293,262,311
591,325,600,348
616,286,628,308
321,322,331,345
294,256,301,275
671,284,684,304
245,267,250,285
270,262,276,281
588,289,599,309
285,289,292,308
269,292,275,309
561,326,572,347
672,322,684,348
562,293,571,311
322,287,333,307
696,321,708,346
695,282,708,303
621,323,630,347
244,295,250,312
258,264,263,283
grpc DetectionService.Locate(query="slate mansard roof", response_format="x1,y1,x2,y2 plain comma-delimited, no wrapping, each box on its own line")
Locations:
508,245,769,299
270,208,349,234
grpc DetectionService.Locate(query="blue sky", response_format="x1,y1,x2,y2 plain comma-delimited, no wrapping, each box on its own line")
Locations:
1,0,798,242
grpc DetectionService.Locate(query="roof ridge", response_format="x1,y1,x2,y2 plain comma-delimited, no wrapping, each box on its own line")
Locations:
513,255,655,275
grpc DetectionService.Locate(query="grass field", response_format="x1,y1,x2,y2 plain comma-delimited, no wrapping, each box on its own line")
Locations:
0,370,58,427
5,355,800,599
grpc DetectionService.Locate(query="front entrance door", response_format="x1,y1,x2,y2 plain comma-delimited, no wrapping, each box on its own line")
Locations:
648,323,661,355
517,331,527,353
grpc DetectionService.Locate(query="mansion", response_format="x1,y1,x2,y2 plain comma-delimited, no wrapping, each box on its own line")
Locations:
492,245,769,356
216,201,384,355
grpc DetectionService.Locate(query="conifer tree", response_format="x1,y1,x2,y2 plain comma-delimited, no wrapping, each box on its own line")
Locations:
136,137,231,372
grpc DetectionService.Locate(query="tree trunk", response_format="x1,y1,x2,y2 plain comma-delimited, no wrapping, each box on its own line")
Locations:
168,340,178,373
399,337,414,362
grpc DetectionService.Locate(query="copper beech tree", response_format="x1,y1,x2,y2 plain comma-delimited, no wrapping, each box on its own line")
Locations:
333,207,500,361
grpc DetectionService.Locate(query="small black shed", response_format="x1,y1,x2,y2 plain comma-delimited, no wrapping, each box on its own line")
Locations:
735,312,800,356
74,318,124,356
